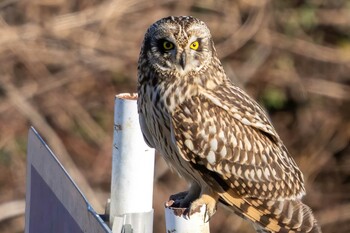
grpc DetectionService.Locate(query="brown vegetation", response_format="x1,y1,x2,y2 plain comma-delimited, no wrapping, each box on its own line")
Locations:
0,0,349,232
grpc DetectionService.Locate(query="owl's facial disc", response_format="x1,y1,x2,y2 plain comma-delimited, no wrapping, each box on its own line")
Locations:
151,35,210,75
146,20,213,75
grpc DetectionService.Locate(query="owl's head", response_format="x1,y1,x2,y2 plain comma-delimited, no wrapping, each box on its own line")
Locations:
141,16,216,76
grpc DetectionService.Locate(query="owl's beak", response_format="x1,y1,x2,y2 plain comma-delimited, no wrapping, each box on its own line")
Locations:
179,51,186,70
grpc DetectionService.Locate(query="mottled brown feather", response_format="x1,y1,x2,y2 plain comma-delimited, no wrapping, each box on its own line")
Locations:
171,89,305,200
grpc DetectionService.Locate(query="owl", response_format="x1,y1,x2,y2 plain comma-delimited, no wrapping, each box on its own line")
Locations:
137,16,321,233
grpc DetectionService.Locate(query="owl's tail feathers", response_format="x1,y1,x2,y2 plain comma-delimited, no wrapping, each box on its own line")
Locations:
219,191,322,233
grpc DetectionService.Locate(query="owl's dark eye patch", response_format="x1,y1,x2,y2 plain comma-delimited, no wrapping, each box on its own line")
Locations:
158,39,174,52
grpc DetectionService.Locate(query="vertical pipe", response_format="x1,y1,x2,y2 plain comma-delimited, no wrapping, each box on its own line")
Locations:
165,204,210,233
110,93,155,232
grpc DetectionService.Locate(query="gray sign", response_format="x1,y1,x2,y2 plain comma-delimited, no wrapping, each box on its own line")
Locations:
25,127,111,233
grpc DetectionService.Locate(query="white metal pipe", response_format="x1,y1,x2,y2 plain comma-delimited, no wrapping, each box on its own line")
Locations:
165,204,210,233
110,93,155,232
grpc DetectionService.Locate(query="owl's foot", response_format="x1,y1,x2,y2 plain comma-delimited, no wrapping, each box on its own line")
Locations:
189,192,218,222
167,184,218,222
168,182,201,208
169,191,189,207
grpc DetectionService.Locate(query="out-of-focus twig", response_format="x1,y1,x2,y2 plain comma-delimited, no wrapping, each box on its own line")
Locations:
47,0,154,32
60,93,109,146
0,66,87,114
217,3,267,58
0,79,104,212
316,9,350,26
235,44,271,83
255,29,350,64
317,203,350,226
302,78,350,100
0,0,20,8
298,116,339,180
0,200,25,222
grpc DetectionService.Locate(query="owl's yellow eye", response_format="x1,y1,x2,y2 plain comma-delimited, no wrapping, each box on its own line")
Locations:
190,41,199,50
163,41,174,50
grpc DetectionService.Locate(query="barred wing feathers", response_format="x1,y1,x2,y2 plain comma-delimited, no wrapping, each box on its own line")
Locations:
169,83,318,232
171,82,305,199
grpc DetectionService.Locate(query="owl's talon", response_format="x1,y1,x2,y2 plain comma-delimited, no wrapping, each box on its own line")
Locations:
169,191,188,202
188,194,217,223
169,184,201,208
169,191,189,208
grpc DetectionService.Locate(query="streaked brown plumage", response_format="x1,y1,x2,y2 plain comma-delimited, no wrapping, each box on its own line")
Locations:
137,16,321,233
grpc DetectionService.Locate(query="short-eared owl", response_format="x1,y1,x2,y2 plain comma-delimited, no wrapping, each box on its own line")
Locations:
137,16,321,233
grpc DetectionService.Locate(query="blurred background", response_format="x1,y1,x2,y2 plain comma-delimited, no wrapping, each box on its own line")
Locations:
0,0,349,232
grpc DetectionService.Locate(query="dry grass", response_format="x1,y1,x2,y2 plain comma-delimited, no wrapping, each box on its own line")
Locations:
0,0,349,232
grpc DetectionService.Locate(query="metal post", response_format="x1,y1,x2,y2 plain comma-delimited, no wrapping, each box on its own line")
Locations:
165,204,210,233
110,93,155,233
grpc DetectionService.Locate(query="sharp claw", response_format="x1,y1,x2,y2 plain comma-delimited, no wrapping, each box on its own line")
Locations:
169,188,218,222
165,200,175,207
203,205,210,223
204,204,215,223
189,198,217,223
185,208,190,219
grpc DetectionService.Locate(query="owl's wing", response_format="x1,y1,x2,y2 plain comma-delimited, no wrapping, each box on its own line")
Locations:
170,82,305,199
139,111,155,148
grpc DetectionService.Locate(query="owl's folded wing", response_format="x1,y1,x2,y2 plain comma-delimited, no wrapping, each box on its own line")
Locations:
170,83,305,200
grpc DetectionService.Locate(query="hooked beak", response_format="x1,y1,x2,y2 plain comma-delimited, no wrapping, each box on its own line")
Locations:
179,51,186,70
